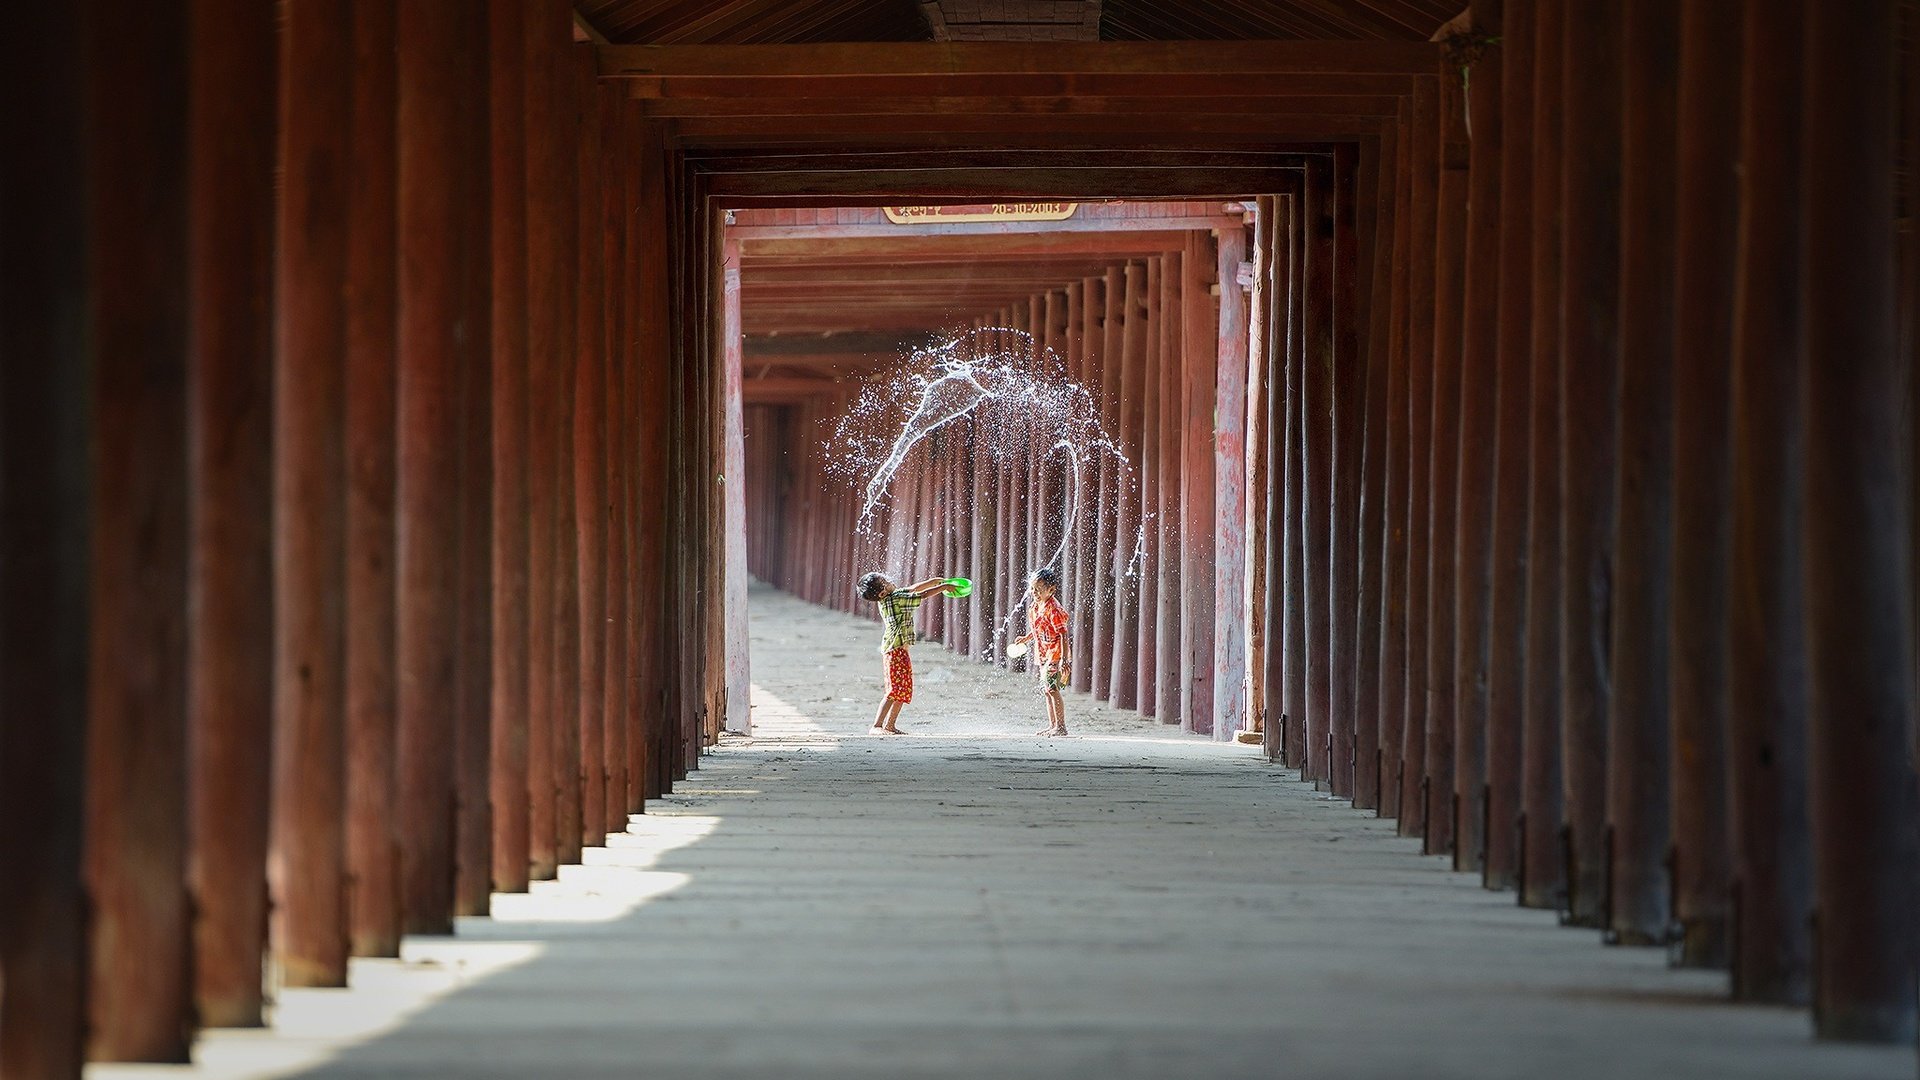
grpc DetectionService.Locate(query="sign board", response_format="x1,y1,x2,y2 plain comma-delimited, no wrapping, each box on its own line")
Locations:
883,203,1079,224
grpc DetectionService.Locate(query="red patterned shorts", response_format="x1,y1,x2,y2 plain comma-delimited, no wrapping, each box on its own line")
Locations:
884,647,913,704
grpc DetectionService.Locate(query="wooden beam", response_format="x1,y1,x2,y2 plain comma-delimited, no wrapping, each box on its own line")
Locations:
598,41,1442,79
706,167,1309,200
730,214,1243,241
571,8,609,44
628,72,1420,100
640,94,1404,117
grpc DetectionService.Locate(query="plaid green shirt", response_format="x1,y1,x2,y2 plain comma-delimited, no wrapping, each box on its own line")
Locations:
877,590,924,652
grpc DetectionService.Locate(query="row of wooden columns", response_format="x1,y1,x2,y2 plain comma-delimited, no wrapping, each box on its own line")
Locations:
0,1,719,1074
1258,0,1918,1045
743,228,1261,737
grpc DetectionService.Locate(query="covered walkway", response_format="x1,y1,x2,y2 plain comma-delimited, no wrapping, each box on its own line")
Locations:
94,589,1912,1080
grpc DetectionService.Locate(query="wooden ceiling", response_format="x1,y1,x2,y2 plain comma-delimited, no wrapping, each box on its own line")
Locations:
575,0,1456,44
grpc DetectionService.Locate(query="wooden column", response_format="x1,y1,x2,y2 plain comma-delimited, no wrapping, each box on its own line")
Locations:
1400,77,1438,834
599,87,628,826
396,0,489,933
1727,0,1813,1008
1485,0,1535,892
188,0,279,1024
574,51,608,849
1329,147,1362,784
1157,251,1186,726
1215,227,1252,741
0,2,89,1071
634,121,671,802
1245,209,1272,744
1801,0,1917,1041
1426,72,1468,856
1519,0,1567,911
1608,0,1678,946
1280,189,1308,764
1137,258,1164,715
1073,280,1099,688
1110,262,1147,709
1302,155,1335,764
1558,0,1623,927
1665,0,1741,968
1355,130,1399,807
489,0,531,894
1182,231,1220,735
1452,0,1503,873
1092,268,1122,697
619,101,647,814
270,0,351,991
344,0,400,957
1377,120,1412,806
971,348,996,660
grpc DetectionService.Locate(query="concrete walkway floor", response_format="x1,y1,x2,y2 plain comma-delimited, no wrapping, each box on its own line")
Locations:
95,587,1911,1080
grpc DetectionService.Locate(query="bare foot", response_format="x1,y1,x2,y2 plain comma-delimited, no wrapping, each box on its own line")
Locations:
1046,727,1069,737
874,725,906,735
1034,727,1056,736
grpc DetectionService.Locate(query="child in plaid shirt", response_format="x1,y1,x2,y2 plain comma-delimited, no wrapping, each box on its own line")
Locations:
858,571,960,735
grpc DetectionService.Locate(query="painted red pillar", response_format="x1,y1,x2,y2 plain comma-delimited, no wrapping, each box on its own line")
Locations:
270,0,352,991
188,0,279,1024
1425,73,1467,856
1354,132,1399,807
1157,252,1186,727
344,0,400,958
1399,78,1438,834
0,3,90,1072
1301,155,1334,773
1800,0,1918,1042
1376,125,1411,805
1091,269,1121,697
1137,259,1164,715
1109,263,1147,709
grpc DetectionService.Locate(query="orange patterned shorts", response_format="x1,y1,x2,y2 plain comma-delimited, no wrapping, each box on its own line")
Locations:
884,647,913,704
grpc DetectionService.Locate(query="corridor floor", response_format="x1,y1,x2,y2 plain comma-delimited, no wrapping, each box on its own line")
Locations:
95,587,1911,1080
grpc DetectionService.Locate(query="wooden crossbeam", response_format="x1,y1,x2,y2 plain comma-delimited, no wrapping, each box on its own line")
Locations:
628,72,1420,100
729,214,1237,240
736,230,1207,258
671,114,1385,140
639,93,1403,117
707,166,1305,199
597,41,1441,79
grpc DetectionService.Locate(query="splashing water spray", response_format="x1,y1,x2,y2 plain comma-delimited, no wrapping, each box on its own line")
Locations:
825,326,1145,663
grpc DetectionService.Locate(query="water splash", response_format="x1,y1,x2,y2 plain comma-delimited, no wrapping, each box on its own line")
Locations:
824,326,1147,663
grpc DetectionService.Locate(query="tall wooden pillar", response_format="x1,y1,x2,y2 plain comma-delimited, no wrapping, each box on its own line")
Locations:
1377,121,1412,806
1181,231,1219,736
1664,0,1741,969
1137,259,1164,715
1801,0,1918,1042
344,0,400,958
1355,130,1399,807
619,101,647,814
395,0,489,934
0,2,90,1072
1400,78,1439,834
1607,0,1679,946
1215,227,1252,742
188,0,279,1024
1519,0,1567,911
270,0,352,991
1484,0,1536,892
1325,149,1362,784
1727,0,1813,1009
1156,251,1186,726
1301,155,1335,763
489,0,532,895
1557,0,1623,928
1245,210,1272,744
1281,189,1308,765
1092,268,1122,697
574,50,608,849
1110,263,1147,709
1426,71,1468,857
1452,0,1504,873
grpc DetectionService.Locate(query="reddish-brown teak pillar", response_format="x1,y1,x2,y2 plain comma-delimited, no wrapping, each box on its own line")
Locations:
1214,225,1252,742
1109,262,1147,709
1557,0,1623,928
1156,251,1185,728
1519,0,1567,912
344,0,401,958
1607,0,1678,947
1137,258,1165,716
1399,77,1438,835
188,0,279,1025
1799,0,1918,1042
1301,155,1334,771
270,0,352,992
1180,230,1218,736
489,0,532,896
394,0,490,935
1425,71,1467,857
1665,0,1744,968
1376,122,1411,806
1484,0,1536,892
0,1,90,1073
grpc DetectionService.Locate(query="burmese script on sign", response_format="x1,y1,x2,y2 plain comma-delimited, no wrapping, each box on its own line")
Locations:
883,203,1079,224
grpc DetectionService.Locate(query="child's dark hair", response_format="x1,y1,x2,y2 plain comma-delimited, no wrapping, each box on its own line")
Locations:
858,572,888,602
1032,566,1062,591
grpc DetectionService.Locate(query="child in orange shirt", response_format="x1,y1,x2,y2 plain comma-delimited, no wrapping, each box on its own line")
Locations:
1014,567,1071,737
